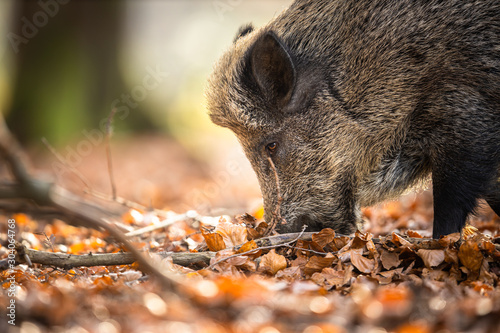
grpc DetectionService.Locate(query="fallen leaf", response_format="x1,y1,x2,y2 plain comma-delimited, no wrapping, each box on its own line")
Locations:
312,228,336,248
417,249,445,268
216,221,248,248
304,254,336,276
312,267,350,289
259,249,287,275
236,240,258,254
351,251,376,273
458,240,483,274
380,249,402,270
391,233,413,248
406,230,423,238
201,230,226,252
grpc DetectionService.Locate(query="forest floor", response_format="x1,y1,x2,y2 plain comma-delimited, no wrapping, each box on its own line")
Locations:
1,135,499,333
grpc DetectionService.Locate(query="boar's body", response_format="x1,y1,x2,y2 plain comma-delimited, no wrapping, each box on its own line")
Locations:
207,0,500,238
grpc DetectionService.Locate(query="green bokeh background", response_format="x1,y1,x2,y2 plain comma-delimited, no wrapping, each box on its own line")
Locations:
0,0,290,160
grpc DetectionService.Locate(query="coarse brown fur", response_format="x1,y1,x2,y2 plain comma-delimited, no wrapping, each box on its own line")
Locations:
206,0,500,238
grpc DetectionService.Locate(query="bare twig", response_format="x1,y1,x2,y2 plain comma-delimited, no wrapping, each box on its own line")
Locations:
105,108,117,200
265,156,283,236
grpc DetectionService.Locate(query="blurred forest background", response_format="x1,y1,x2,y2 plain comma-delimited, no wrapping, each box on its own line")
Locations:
0,0,291,216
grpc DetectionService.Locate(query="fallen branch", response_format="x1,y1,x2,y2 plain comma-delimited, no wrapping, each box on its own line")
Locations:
0,244,214,270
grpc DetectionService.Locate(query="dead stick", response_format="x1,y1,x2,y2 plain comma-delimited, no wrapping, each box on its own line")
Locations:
1,245,215,270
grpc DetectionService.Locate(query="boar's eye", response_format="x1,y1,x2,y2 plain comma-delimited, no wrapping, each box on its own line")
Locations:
266,142,278,156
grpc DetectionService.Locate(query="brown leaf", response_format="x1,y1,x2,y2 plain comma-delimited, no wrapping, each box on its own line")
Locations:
312,266,352,289
304,254,336,276
331,236,350,251
417,249,445,268
247,221,268,240
458,240,484,274
376,267,404,284
259,249,287,275
438,233,461,247
312,228,336,248
235,213,257,226
351,230,372,249
391,233,413,248
444,247,459,265
351,251,376,273
210,249,256,273
275,266,302,281
380,249,402,270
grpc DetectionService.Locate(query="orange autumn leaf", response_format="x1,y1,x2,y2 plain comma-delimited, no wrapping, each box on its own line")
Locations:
259,249,287,275
236,240,260,259
458,240,483,273
202,231,226,252
384,201,405,219
406,230,423,238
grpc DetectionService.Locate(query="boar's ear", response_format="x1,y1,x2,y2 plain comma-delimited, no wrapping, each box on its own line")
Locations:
248,31,296,109
233,24,254,43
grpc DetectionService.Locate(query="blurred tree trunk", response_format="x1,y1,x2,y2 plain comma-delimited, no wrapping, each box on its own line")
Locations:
6,0,125,145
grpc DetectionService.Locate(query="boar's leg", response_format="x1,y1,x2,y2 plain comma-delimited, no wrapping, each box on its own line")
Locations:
485,183,500,217
431,165,480,239
431,157,499,238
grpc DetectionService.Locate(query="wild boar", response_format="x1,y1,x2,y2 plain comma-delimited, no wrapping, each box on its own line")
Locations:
206,0,500,238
